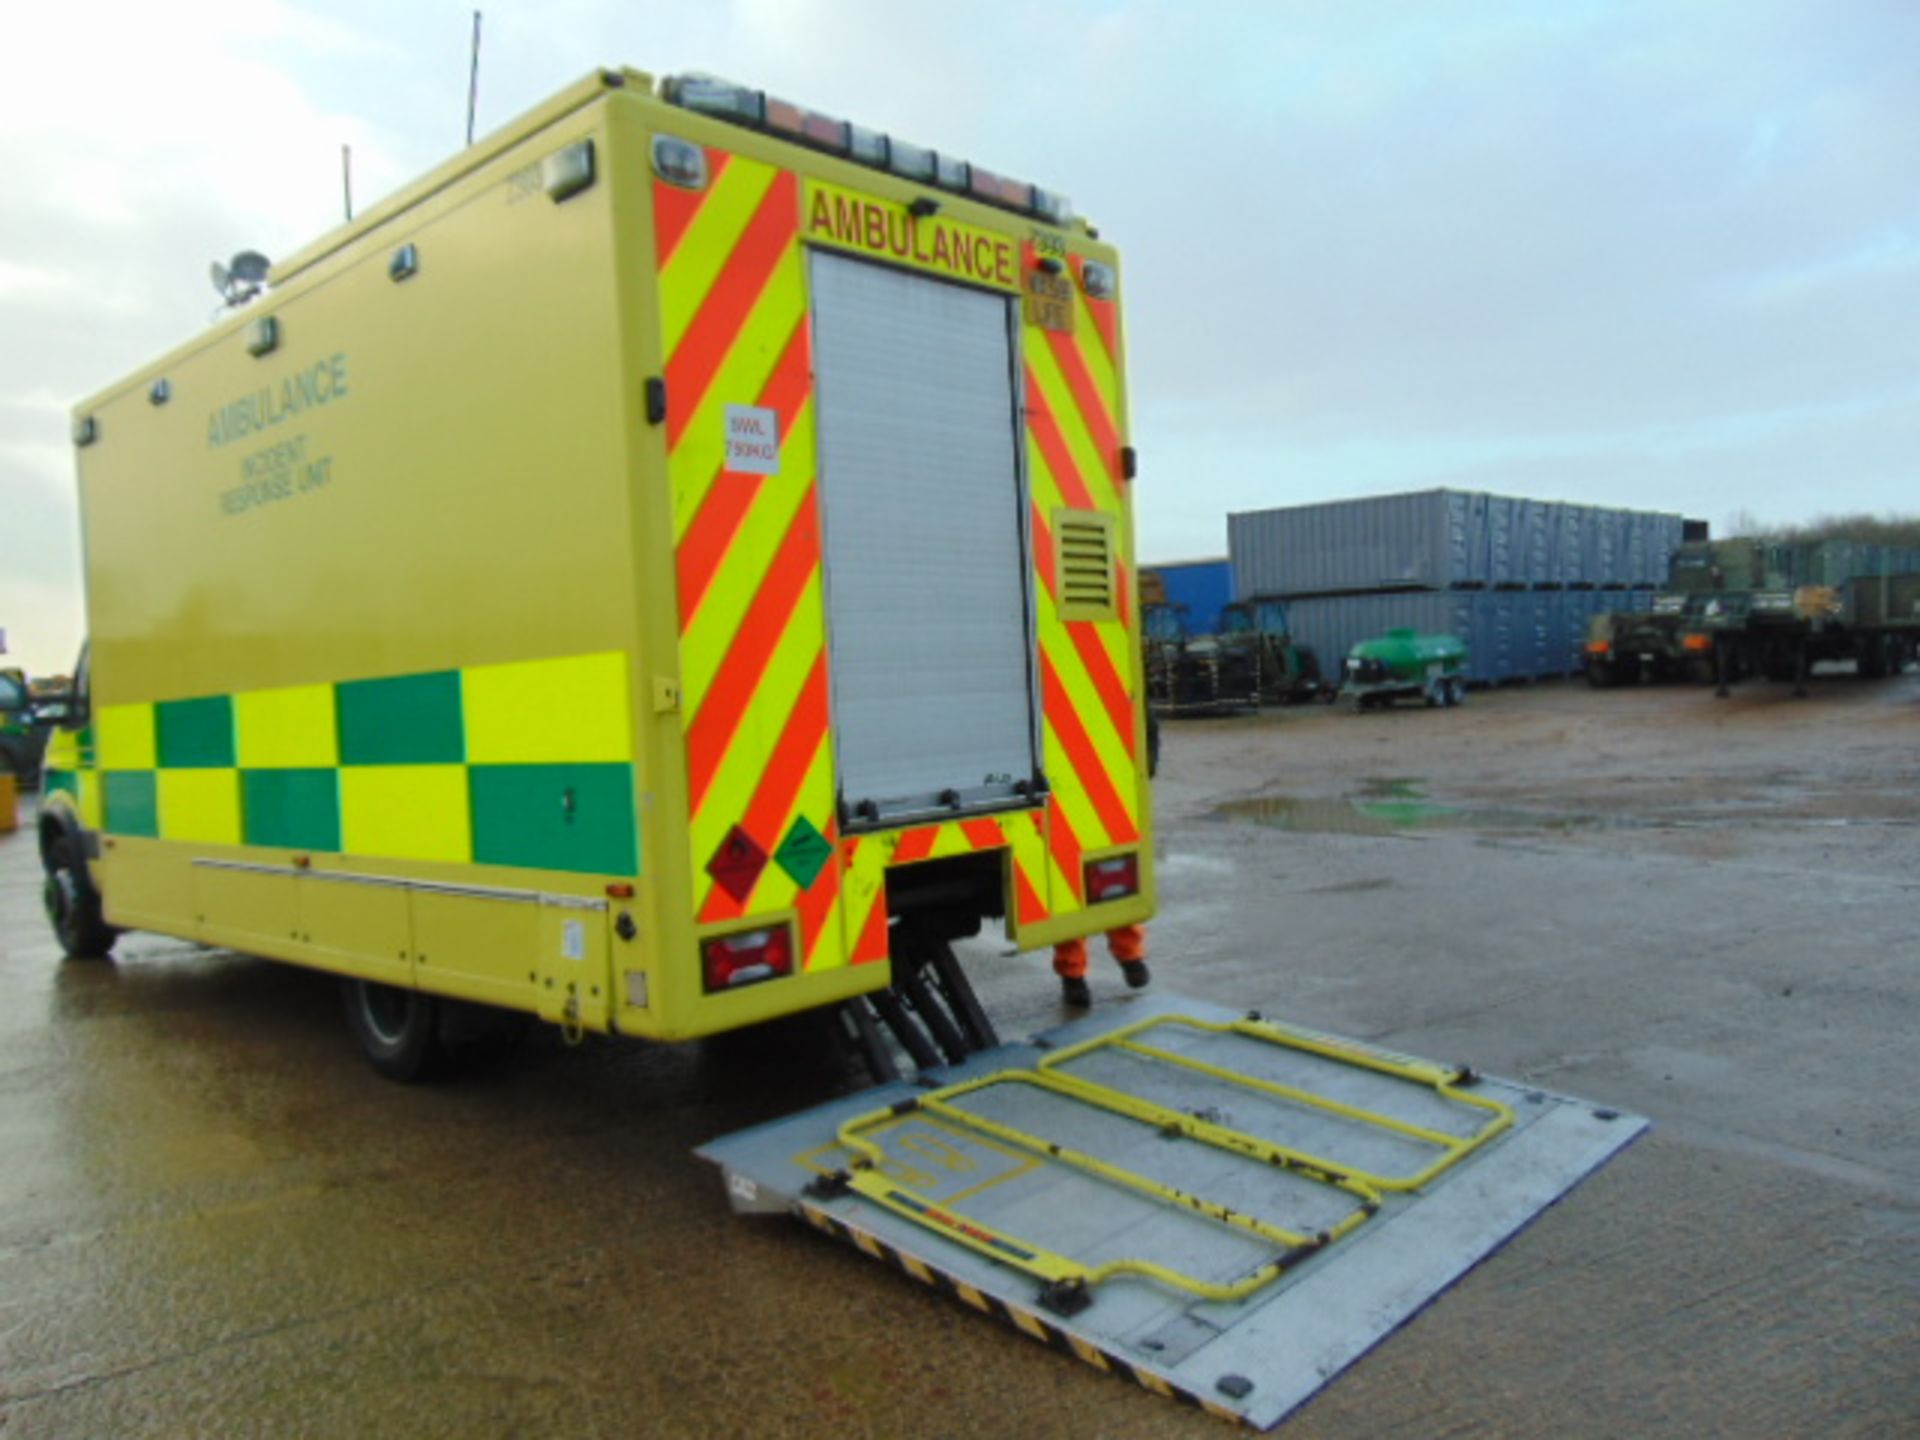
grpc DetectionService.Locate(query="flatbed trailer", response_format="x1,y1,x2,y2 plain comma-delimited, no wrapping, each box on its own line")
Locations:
1684,578,1919,696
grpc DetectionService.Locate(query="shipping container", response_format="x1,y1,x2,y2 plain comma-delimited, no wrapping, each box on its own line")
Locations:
1227,490,1491,597
1517,500,1553,587
1231,491,1685,599
1551,506,1588,588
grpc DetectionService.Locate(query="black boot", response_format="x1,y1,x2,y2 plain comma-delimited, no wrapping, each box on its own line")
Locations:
1119,959,1151,990
1061,975,1091,1008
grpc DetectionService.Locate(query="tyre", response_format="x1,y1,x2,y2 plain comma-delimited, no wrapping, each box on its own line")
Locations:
41,828,116,959
1445,677,1466,706
341,978,446,1082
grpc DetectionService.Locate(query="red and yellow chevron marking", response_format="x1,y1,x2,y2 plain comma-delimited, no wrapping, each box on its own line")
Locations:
842,835,892,967
661,163,1137,969
1022,248,1141,922
1008,808,1052,928
658,152,848,974
838,816,1051,959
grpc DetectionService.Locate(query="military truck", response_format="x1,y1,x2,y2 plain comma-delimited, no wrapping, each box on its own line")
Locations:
0,668,51,785
1584,594,1707,687
1669,539,1920,695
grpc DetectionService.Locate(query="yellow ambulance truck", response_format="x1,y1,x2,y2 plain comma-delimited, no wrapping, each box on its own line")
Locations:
36,68,1646,1421
39,67,1152,1077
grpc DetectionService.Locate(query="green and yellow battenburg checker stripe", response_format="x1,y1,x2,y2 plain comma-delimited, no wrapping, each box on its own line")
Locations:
67,651,638,877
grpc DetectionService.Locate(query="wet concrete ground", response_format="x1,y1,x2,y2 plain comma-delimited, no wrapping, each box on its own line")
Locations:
2,673,1917,1437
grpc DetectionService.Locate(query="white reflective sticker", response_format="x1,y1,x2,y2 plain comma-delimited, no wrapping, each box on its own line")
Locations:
728,1172,759,1205
561,918,585,961
724,404,780,474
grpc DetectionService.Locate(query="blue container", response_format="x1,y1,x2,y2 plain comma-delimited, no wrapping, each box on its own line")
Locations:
1142,558,1234,634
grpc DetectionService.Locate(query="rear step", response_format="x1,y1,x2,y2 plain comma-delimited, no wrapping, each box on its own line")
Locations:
837,921,1000,1080
702,994,1646,1429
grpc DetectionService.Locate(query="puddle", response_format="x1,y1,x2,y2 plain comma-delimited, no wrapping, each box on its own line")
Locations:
1215,786,1609,836
1356,777,1427,799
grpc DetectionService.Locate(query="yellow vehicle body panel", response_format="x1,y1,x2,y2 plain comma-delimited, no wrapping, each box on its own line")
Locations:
54,70,1152,1044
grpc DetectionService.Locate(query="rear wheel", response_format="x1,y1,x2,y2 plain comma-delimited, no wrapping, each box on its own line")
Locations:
1445,677,1466,706
42,829,116,959
341,979,445,1082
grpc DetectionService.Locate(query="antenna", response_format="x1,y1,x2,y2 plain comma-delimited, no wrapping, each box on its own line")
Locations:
465,10,483,146
342,143,354,221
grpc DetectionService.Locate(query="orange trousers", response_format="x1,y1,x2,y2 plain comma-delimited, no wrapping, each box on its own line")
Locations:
1052,924,1146,979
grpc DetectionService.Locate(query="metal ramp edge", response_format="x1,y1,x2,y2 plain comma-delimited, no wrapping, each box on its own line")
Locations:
699,994,1648,1429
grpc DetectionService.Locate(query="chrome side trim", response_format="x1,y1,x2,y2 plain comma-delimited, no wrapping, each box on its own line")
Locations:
189,858,609,912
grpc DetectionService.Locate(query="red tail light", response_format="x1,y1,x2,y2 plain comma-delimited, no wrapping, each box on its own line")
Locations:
1084,853,1140,903
702,925,795,993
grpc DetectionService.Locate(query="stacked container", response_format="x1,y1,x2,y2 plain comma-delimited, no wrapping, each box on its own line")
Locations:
1228,489,1683,684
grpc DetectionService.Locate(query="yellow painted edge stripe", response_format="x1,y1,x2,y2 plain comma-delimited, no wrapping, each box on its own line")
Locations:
952,1281,992,1313
1008,1307,1050,1341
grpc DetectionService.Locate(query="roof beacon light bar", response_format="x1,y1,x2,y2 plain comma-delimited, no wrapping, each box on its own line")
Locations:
660,72,1073,227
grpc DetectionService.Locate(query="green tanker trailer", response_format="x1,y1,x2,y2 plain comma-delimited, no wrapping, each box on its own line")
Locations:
1339,629,1468,712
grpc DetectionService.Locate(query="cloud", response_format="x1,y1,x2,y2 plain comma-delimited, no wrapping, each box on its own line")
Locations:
4,0,1918,660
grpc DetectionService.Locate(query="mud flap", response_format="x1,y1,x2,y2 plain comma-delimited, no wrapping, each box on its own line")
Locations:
698,994,1646,1429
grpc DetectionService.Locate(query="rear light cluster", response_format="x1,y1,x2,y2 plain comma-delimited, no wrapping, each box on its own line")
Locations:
702,925,794,993
1084,853,1140,904
660,73,1073,226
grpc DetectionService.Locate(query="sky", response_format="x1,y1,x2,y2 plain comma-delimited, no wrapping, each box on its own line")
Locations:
3,0,1917,675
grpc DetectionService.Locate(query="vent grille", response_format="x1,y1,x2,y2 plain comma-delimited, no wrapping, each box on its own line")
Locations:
1055,510,1116,619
